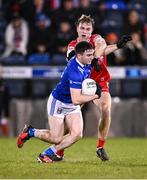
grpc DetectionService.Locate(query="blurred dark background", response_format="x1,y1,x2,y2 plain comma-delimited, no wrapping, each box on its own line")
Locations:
0,0,147,137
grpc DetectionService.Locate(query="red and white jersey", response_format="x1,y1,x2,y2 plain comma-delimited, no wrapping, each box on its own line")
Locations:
68,34,97,52
67,34,111,91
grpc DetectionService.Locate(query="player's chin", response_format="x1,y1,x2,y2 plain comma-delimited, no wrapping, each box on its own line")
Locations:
87,61,91,64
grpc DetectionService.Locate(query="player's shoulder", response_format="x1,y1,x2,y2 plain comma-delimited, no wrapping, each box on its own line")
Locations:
67,57,77,68
67,59,82,79
90,34,102,46
68,39,77,47
67,58,81,72
91,34,102,40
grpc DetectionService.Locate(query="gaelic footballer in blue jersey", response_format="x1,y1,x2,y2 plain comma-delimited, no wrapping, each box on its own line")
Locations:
17,41,101,163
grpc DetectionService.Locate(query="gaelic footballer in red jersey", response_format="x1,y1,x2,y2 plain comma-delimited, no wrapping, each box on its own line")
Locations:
59,14,132,161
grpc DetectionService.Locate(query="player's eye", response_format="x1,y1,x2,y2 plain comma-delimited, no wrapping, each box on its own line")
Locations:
87,54,93,57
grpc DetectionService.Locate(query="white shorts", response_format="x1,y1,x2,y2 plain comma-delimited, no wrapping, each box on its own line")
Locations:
47,94,81,119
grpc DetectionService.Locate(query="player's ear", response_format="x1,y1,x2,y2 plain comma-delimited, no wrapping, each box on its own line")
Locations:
77,53,81,59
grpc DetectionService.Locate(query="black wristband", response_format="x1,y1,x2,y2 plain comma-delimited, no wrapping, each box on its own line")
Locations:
91,58,101,72
95,83,102,98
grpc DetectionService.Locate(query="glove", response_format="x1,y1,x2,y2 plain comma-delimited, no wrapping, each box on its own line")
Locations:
117,35,132,49
91,58,101,72
66,50,75,61
95,83,102,98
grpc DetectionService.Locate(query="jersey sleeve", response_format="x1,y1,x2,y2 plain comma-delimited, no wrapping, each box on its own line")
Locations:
90,34,101,47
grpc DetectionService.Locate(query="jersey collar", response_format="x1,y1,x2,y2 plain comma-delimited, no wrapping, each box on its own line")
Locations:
76,57,84,67
77,37,90,43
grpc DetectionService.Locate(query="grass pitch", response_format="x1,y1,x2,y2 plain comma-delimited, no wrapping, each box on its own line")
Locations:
0,137,147,179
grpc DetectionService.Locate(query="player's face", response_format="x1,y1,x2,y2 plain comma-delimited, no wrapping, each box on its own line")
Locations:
80,49,94,65
77,22,93,41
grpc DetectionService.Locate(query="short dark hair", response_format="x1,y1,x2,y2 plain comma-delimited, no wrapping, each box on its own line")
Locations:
76,14,95,28
75,41,93,54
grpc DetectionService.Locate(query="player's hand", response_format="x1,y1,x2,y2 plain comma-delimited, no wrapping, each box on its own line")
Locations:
66,50,75,61
117,35,132,49
95,83,102,98
91,58,101,72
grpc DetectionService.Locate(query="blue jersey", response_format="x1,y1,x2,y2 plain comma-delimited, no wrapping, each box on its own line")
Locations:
52,56,91,103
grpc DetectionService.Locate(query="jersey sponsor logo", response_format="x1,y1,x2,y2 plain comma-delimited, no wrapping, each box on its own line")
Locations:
70,80,81,85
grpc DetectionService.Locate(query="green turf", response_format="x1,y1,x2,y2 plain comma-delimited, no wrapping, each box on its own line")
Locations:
0,137,147,179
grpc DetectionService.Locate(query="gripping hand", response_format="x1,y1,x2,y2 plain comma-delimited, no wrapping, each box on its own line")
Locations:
95,83,102,98
117,35,132,49
91,58,101,72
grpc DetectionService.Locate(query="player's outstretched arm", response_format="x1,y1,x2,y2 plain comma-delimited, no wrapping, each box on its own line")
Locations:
105,35,132,55
104,44,118,55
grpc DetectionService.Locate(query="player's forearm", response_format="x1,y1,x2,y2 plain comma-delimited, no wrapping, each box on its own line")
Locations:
72,94,98,105
105,44,118,55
